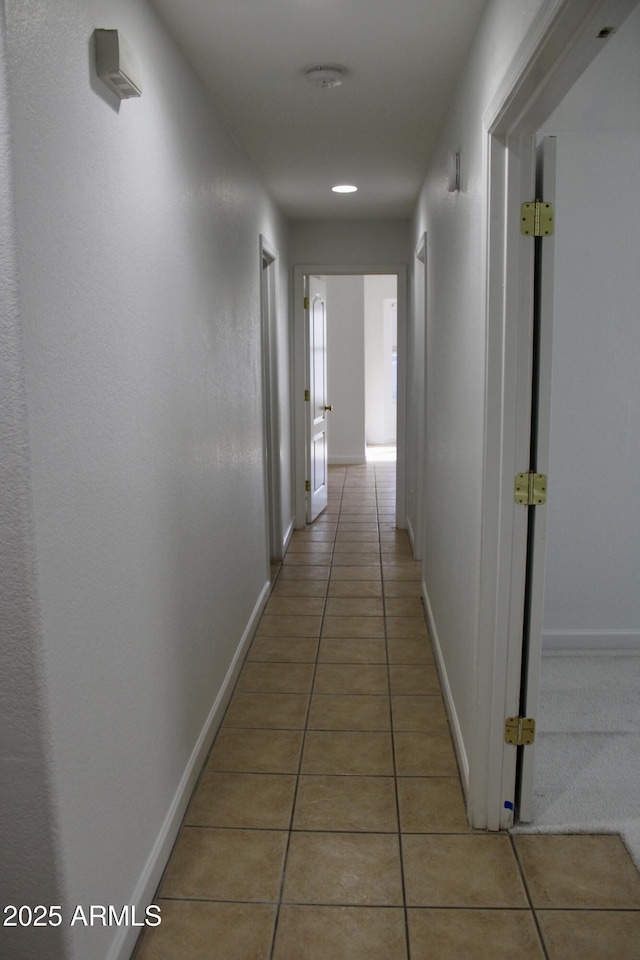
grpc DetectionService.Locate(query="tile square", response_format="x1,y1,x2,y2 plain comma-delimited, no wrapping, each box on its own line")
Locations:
536,910,640,960
223,692,309,729
382,564,421,581
397,777,470,832
237,662,314,693
407,908,545,960
383,581,422,598
318,639,387,663
207,728,303,773
272,904,407,960
386,616,428,639
159,827,287,901
387,639,433,664
293,776,398,832
394,731,459,776
322,616,385,639
307,694,391,731
282,832,403,905
270,580,328,598
402,834,528,907
135,900,276,960
336,532,380,542
513,835,640,908
389,664,440,695
391,695,448,731
277,566,330,581
334,541,379,554
256,615,322,637
247,638,319,663
328,581,383,598
314,663,388,695
325,598,384,617
330,565,382,581
301,731,394,775
265,597,325,616
384,598,424,617
186,771,296,828
282,552,333,566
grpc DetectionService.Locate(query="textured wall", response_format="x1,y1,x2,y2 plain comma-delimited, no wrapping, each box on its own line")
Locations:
2,1,289,957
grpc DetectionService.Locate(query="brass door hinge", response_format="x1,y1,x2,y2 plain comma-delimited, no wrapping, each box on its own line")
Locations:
521,200,554,236
505,716,536,746
515,472,547,506
303,296,310,309
305,480,311,492
304,389,310,402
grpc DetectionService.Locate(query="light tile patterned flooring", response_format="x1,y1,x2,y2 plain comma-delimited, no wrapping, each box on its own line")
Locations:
135,462,640,960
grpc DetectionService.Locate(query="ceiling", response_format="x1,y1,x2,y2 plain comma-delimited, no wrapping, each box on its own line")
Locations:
150,0,488,219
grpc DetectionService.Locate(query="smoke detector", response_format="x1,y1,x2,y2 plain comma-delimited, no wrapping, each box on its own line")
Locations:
306,66,344,89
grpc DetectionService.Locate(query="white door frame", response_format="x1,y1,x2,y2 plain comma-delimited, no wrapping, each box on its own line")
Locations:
260,235,283,564
474,0,638,831
293,264,408,530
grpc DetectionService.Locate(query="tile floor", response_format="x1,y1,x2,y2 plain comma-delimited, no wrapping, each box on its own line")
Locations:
134,462,640,960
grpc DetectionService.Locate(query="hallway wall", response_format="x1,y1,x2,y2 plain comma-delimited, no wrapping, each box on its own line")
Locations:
0,1,290,958
410,0,545,808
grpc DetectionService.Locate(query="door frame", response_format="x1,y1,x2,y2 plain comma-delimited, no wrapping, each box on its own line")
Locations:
259,235,283,565
292,264,408,530
474,0,638,831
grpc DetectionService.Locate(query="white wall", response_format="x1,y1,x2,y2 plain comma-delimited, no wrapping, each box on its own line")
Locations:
0,2,290,959
290,219,411,267
538,4,640,651
324,275,366,464
410,0,545,799
364,275,397,444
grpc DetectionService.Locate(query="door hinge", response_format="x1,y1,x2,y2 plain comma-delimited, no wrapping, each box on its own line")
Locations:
303,296,310,309
520,200,554,236
505,716,536,746
514,472,547,506
304,389,310,402
305,479,311,492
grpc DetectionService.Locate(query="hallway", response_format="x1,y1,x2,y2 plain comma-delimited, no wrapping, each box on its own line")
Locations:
134,463,640,960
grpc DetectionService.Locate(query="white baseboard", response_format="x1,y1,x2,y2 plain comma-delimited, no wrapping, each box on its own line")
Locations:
282,518,294,555
421,581,469,794
542,629,640,652
108,579,271,960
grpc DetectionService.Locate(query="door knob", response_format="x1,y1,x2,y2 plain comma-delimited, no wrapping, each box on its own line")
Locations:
324,404,333,412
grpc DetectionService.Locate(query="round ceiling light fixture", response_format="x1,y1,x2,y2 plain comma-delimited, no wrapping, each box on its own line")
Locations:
306,65,344,89
332,184,358,193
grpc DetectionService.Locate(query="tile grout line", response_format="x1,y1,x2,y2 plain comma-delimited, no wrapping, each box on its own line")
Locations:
509,835,552,960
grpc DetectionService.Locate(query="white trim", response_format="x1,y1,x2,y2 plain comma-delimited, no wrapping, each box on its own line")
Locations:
108,579,271,960
260,234,283,563
422,581,469,793
293,264,408,532
543,630,640,652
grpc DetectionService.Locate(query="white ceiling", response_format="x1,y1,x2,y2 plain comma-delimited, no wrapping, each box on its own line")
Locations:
150,0,488,219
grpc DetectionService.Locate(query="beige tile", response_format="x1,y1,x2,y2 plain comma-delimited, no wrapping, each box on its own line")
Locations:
277,565,331,580
334,540,379,553
159,827,287,901
322,616,385,639
536,910,640,960
318,639,387,663
386,616,428,639
247,637,319,663
513,835,640,908
291,528,336,541
223,692,309,729
207,728,303,773
384,598,424,617
338,521,380,532
325,597,384,617
389,663,440,695
282,832,403,905
336,532,380,543
397,777,470,832
278,904,404,954
394,732,458,776
387,639,434,664
403,834,528,907
307,694,391,731
330,565,382,580
270,580,328,598
383,581,422,598
186,771,296,828
328,580,383,598
407,909,545,960
314,663,388,695
293,776,398,832
285,541,333,554
135,900,276,960
282,552,333,566
237,662,314,693
301,731,394,775
391,695,447,731
265,596,325,616
256,615,322,637
332,550,381,566
382,564,421,581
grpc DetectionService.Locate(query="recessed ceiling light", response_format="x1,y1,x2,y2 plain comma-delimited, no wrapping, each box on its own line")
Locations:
332,184,358,193
306,66,344,89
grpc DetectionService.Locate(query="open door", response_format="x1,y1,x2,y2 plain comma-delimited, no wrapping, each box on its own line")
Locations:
515,136,557,821
306,276,330,522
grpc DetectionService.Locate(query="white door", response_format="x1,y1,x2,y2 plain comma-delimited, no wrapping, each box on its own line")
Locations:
515,136,557,820
306,276,330,522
